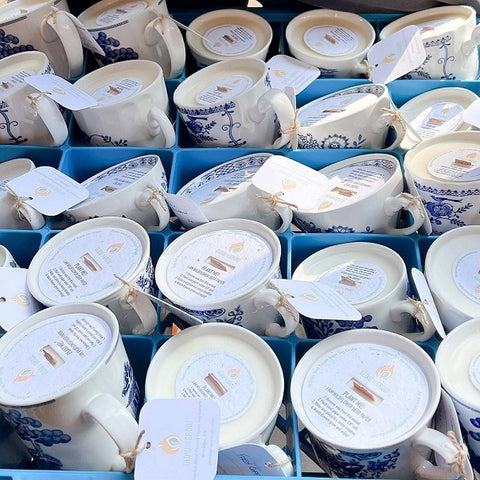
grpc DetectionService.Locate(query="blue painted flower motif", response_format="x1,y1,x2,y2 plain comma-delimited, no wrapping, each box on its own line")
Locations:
294,218,323,232
297,132,322,149
86,134,128,147
303,315,376,339
122,362,141,417
225,305,244,325
470,417,480,428
0,29,34,59
321,134,350,149
136,258,155,295
93,32,139,65
0,100,28,144
182,307,226,322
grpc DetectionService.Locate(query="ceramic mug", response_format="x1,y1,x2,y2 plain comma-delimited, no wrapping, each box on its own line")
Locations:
0,158,45,229
173,58,296,148
0,51,68,147
65,154,170,231
292,241,435,341
404,131,480,235
293,153,425,234
379,5,480,80
175,153,292,233
296,84,405,150
186,9,272,68
0,0,84,78
0,245,18,267
27,216,158,335
78,0,185,79
285,9,375,78
73,59,175,148
291,329,466,479
0,303,140,471
155,218,299,337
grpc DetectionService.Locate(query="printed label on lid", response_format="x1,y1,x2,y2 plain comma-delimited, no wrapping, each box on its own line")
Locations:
427,150,480,181
302,343,429,447
37,227,143,303
0,71,35,95
452,250,480,304
176,350,256,423
196,75,253,105
166,230,272,303
203,25,257,56
304,25,358,56
409,102,464,140
91,77,143,105
96,1,147,25
470,353,480,392
317,262,387,304
0,313,111,403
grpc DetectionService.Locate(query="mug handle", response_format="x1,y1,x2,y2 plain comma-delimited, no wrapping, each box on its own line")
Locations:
462,24,480,56
147,106,176,148
374,108,407,150
119,284,158,335
135,185,170,231
253,286,299,337
15,202,45,230
389,297,436,342
383,192,425,235
40,8,84,78
144,15,186,79
264,444,294,476
248,88,296,149
273,204,293,234
25,93,69,147
82,393,139,472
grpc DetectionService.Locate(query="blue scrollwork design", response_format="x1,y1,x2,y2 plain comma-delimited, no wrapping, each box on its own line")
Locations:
298,132,367,149
303,315,376,339
294,217,374,234
0,101,27,144
93,32,139,65
182,307,226,322
407,36,455,80
136,257,156,295
86,134,128,146
122,362,141,417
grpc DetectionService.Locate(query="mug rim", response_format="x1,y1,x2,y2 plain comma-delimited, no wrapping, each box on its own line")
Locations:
0,0,58,24
78,0,157,26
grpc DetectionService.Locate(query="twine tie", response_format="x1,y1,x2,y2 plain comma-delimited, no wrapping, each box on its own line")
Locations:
446,430,468,479
279,109,300,148
119,429,148,474
146,186,167,211
257,191,298,211
265,455,292,469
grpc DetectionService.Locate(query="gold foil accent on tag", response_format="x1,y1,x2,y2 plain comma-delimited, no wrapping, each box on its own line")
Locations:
427,117,444,126
107,85,121,95
205,373,227,396
332,186,356,197
454,159,472,167
325,33,337,44
339,275,356,287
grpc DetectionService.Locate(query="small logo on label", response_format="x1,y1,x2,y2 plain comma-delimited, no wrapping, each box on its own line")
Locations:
35,187,50,197
107,243,124,254
15,368,34,382
229,242,244,254
273,69,287,78
300,292,318,302
281,178,296,189
467,151,478,159
159,434,181,455
228,368,240,379
376,364,394,379
12,293,29,306
382,53,396,64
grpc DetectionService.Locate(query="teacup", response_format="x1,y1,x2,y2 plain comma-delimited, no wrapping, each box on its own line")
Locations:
0,51,68,146
0,158,45,229
73,59,175,147
27,216,158,335
404,131,480,235
0,0,84,78
155,218,299,337
296,84,405,150
0,244,18,267
379,5,480,80
435,318,480,462
286,9,375,78
424,225,480,332
0,303,140,471
173,58,295,148
186,9,272,68
293,153,425,234
78,0,185,79
175,152,292,233
291,329,467,479
65,154,170,231
292,241,435,341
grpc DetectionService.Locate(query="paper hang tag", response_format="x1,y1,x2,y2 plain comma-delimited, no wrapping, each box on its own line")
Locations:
0,267,43,331
135,398,220,480
164,193,210,229
403,169,432,235
462,97,480,129
251,155,330,211
266,54,320,95
270,279,362,321
367,25,426,84
6,167,89,216
24,74,98,111
217,444,294,477
411,268,446,339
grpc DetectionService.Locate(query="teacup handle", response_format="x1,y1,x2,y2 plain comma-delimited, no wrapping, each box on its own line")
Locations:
136,186,170,231
248,89,296,149
40,8,84,78
273,204,293,234
264,444,294,476
82,393,139,472
119,284,158,335
383,192,425,235
253,286,299,337
462,24,480,56
144,15,186,79
375,108,407,150
147,106,176,148
15,202,45,230
389,297,436,342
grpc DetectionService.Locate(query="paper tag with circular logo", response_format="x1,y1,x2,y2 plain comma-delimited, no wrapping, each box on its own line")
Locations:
428,150,480,181
452,250,480,304
96,1,147,25
203,24,256,56
196,75,253,105
304,25,358,56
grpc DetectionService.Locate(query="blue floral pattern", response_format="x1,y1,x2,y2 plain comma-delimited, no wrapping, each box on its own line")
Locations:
0,29,34,59
294,217,374,234
86,134,128,146
122,362,141,417
303,315,376,339
136,257,155,295
298,132,367,149
0,100,27,144
93,32,139,65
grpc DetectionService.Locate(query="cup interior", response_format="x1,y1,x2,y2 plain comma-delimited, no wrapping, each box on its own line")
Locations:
0,51,47,82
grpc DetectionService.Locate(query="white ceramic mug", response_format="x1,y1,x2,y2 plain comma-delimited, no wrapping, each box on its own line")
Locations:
78,0,185,79
0,303,140,471
292,241,435,341
65,154,170,231
173,58,296,149
296,84,405,150
26,216,158,335
379,5,480,80
73,59,175,148
186,9,272,68
155,218,299,337
286,9,375,78
0,158,45,229
0,51,68,147
293,153,425,234
291,329,466,479
175,152,292,233
0,0,84,78
404,131,480,235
